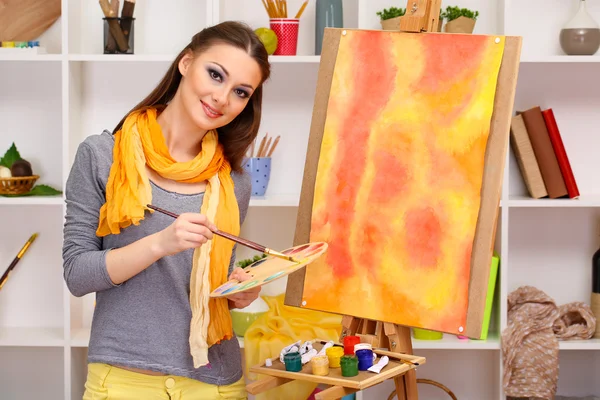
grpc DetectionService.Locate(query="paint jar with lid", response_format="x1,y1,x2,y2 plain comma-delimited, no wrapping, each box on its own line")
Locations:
311,354,330,376
284,351,302,372
326,346,344,367
340,355,359,377
343,335,360,355
356,348,374,371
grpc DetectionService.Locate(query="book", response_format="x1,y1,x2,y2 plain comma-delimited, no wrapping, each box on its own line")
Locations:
519,106,568,198
541,108,579,199
510,114,548,199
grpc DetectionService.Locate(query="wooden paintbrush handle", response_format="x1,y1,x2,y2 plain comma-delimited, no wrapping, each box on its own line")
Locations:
120,0,136,40
99,0,129,52
212,229,265,253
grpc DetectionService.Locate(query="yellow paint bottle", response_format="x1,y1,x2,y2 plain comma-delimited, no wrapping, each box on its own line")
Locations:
326,346,344,368
311,355,329,376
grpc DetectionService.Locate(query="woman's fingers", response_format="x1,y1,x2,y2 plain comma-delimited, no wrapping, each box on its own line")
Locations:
229,267,252,282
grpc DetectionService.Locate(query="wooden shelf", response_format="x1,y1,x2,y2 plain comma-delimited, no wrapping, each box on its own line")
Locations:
61,54,600,64
508,195,600,207
249,194,299,207
521,55,600,63
412,334,500,350
0,196,63,206
67,54,320,64
0,327,64,347
0,54,63,61
559,338,600,350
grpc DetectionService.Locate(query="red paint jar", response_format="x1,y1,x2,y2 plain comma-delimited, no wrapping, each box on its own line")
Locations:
343,335,360,355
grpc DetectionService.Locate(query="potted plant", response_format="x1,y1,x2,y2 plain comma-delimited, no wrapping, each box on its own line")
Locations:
441,6,479,34
376,7,406,31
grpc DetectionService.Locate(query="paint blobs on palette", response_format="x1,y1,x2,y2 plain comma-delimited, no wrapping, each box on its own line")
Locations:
210,242,328,298
282,242,325,259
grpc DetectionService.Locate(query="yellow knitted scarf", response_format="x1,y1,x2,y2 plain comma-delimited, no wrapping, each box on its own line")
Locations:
96,107,239,368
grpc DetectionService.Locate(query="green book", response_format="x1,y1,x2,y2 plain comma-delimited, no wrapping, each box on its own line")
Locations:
479,253,500,340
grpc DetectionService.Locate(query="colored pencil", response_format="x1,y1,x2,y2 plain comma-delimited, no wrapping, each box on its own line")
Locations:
146,204,298,262
295,1,308,18
0,233,38,291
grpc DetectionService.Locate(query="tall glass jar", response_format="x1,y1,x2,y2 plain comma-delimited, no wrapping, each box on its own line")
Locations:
559,0,600,55
315,0,343,55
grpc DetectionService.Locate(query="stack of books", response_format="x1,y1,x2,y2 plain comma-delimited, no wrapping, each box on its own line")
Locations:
510,106,579,199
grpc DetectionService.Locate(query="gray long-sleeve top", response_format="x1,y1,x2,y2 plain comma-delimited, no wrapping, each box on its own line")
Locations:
62,131,251,385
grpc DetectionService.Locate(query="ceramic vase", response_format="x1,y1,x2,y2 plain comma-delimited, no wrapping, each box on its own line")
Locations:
315,0,343,55
559,0,600,55
230,296,269,337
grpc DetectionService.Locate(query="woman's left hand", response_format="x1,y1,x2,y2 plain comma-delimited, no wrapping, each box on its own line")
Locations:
226,267,261,309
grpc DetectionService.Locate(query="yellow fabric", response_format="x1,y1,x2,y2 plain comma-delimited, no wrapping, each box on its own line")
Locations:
244,294,343,400
83,363,247,400
95,107,240,367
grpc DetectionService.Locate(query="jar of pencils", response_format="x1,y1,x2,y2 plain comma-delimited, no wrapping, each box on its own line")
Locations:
245,133,279,196
244,157,271,197
262,0,308,55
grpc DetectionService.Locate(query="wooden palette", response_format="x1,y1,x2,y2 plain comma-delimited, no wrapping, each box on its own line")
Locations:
210,242,328,298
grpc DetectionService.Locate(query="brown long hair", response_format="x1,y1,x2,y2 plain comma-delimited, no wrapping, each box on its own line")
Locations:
113,21,271,172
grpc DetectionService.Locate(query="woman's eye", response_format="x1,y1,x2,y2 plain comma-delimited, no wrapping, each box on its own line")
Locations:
235,89,249,98
209,69,222,82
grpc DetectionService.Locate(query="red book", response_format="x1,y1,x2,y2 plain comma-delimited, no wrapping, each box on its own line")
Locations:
542,108,579,199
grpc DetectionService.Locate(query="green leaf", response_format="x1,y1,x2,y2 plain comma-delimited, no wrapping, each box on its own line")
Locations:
0,184,62,197
26,185,62,196
0,143,22,168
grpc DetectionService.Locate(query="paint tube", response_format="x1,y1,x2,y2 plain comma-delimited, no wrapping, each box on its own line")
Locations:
367,356,389,374
301,348,318,364
279,340,301,363
318,340,334,356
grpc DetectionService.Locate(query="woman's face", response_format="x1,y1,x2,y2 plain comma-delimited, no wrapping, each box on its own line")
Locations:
178,43,263,132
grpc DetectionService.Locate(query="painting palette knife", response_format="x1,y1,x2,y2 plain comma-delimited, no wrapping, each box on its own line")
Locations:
209,242,328,298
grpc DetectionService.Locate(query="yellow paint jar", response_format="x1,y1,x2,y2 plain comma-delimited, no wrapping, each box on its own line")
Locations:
311,355,329,376
326,346,344,368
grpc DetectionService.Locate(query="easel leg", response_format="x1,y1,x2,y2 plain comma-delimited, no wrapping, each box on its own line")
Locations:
384,323,418,400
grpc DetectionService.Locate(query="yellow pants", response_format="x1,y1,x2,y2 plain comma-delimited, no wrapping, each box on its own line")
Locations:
83,363,247,400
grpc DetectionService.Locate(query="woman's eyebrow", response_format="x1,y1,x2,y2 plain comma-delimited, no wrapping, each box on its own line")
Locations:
210,61,255,90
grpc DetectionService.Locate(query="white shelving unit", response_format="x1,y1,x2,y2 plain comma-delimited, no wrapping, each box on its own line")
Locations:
1,0,599,399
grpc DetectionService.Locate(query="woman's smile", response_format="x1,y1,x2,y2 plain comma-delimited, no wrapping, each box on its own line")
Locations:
200,100,223,119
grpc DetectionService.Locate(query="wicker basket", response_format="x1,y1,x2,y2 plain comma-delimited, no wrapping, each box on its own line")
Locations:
0,175,39,195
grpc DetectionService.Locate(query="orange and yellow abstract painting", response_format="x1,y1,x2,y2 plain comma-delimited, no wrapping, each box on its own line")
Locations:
303,31,505,334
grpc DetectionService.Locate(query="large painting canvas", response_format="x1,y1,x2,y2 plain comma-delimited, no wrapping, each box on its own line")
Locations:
293,29,510,335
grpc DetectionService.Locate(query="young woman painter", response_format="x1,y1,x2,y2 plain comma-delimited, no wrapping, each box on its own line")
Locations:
62,21,270,399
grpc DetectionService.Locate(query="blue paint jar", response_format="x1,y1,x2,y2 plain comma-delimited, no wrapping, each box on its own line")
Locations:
355,349,373,371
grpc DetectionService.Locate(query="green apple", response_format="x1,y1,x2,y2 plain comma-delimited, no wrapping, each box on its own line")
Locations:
255,27,278,55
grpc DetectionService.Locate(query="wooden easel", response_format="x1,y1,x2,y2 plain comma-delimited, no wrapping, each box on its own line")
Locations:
338,316,419,400
245,4,443,400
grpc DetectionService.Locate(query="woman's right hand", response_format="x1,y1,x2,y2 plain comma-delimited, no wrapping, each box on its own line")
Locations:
156,213,217,257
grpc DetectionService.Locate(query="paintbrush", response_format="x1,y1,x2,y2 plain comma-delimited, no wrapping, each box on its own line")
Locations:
146,204,299,262
0,233,38,291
